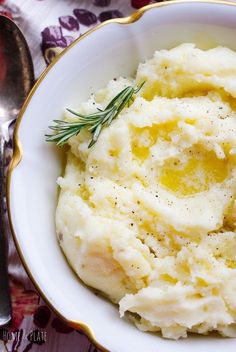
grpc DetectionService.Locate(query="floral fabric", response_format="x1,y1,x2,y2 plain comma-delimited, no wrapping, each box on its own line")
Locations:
0,0,158,351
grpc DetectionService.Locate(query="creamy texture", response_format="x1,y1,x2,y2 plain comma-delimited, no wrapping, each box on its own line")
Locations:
56,44,236,339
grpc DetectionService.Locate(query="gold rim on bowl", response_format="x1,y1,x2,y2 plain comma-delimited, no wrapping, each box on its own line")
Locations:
6,0,236,350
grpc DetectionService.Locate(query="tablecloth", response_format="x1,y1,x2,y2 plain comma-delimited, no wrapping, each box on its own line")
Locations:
0,1,159,351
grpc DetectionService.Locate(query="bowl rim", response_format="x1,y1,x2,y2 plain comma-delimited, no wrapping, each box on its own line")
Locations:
6,0,236,350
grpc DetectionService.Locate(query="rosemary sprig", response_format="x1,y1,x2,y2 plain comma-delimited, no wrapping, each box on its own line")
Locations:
45,81,145,148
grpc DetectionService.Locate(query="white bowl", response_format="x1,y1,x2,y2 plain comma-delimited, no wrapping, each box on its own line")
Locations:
7,1,236,351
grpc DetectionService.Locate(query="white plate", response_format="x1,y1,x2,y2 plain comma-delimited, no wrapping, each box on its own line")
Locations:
8,1,236,351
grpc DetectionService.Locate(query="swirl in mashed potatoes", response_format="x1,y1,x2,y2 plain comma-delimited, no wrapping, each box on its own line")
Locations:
56,44,236,339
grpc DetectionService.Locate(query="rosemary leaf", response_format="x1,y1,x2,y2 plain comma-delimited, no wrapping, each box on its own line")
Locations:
45,81,145,148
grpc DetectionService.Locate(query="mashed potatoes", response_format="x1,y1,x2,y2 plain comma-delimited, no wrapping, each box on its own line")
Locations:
56,44,236,339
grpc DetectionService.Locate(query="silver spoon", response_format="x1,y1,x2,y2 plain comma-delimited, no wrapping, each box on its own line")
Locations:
0,16,34,327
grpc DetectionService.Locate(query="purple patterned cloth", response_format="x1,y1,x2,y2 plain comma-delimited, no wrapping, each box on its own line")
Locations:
0,0,157,351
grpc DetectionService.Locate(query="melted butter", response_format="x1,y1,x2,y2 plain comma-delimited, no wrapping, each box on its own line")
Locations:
141,220,156,236
159,150,228,196
79,184,90,201
131,125,159,161
185,118,195,125
160,274,178,284
142,81,163,101
109,148,120,157
78,184,95,208
196,277,208,287
131,121,177,161
132,144,150,161
226,259,236,269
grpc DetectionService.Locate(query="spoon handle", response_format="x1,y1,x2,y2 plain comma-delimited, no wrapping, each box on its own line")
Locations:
0,136,12,326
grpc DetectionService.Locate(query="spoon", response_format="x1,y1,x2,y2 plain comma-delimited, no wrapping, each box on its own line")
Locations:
0,16,34,326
